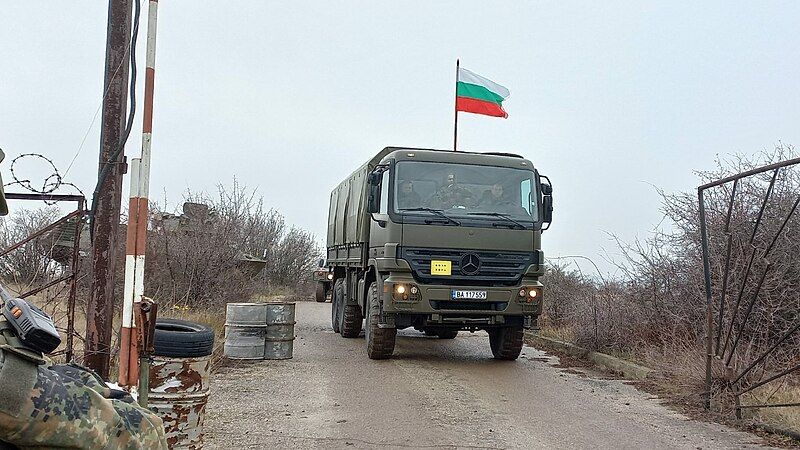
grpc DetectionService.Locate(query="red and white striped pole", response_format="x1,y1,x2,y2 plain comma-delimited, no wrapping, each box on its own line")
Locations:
120,0,159,388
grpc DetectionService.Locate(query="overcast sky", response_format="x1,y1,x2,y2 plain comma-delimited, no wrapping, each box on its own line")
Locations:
2,2,799,276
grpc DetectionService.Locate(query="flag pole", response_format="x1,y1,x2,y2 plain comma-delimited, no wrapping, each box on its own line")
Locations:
453,59,459,151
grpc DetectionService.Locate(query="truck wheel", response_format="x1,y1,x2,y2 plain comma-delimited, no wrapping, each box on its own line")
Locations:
365,282,396,359
436,329,458,339
315,282,327,302
423,328,437,337
339,303,363,338
488,326,524,360
331,279,344,333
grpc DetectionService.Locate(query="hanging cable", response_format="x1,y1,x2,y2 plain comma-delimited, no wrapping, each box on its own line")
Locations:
89,0,142,241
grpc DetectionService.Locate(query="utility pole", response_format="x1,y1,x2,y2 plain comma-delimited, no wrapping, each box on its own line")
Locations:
85,0,134,378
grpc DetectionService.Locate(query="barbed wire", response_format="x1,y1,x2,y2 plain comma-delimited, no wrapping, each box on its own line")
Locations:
3,152,86,205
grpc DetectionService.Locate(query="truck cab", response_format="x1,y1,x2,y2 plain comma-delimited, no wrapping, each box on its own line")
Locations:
327,147,552,360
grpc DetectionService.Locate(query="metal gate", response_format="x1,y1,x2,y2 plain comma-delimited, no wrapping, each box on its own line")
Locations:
699,157,800,418
0,192,86,362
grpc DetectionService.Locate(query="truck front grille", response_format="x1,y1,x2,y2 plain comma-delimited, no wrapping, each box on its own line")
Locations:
399,247,539,287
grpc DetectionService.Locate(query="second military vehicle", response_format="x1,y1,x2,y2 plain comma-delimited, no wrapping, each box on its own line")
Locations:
326,147,552,360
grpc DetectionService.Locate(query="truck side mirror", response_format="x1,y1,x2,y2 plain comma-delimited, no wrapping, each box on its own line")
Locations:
367,167,387,214
367,183,380,213
542,195,553,226
540,175,553,230
318,258,325,268
368,171,381,186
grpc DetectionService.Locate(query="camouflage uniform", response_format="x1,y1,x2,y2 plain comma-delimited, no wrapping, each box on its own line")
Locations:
0,319,167,449
429,184,476,209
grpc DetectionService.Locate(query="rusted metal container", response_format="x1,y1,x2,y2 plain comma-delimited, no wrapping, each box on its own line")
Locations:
264,302,295,359
224,303,268,359
148,355,211,449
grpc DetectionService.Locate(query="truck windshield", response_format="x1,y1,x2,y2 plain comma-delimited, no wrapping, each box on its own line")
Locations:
394,161,539,225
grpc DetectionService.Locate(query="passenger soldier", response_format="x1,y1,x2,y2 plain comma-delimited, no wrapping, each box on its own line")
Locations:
480,183,511,209
397,180,421,209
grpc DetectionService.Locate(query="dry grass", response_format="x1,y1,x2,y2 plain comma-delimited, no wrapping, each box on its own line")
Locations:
745,384,800,434
538,323,575,343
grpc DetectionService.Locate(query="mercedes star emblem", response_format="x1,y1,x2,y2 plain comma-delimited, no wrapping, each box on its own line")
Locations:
460,253,481,275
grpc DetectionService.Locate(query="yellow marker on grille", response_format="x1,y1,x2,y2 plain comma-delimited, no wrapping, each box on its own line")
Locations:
430,260,452,276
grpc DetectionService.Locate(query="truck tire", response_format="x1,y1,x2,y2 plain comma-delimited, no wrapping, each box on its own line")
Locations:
365,282,396,359
153,318,214,358
488,326,524,360
315,282,327,302
339,303,363,338
437,329,458,339
331,279,344,333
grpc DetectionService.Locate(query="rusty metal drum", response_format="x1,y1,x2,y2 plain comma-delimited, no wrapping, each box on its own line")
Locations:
224,303,269,360
264,302,295,359
150,318,214,450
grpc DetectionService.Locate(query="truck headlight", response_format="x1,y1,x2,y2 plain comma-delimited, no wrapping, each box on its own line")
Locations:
519,287,541,303
327,273,334,280
393,283,419,301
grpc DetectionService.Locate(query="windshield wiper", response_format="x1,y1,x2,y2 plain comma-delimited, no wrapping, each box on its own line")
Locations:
399,207,461,226
467,212,527,229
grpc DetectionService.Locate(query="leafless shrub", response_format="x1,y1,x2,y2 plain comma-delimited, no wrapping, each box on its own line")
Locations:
0,207,62,287
145,181,321,309
544,143,800,373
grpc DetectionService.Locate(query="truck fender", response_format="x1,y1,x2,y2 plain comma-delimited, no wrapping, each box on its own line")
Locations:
360,264,379,313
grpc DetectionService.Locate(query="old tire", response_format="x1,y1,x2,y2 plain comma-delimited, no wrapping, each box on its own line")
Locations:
488,326,524,360
365,282,396,359
153,318,214,358
331,279,344,333
340,303,363,338
315,282,327,302
437,329,458,339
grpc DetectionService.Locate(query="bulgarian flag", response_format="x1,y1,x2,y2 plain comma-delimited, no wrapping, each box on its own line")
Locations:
456,66,510,118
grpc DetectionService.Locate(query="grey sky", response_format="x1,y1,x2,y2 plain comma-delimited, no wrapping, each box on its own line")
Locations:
2,2,799,276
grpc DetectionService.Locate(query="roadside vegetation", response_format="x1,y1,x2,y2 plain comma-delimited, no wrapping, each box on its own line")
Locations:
540,143,800,435
0,181,320,369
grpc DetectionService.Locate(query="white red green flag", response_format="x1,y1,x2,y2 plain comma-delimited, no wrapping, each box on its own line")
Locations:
456,67,510,118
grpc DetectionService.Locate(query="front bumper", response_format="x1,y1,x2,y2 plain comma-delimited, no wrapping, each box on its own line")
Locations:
381,272,542,329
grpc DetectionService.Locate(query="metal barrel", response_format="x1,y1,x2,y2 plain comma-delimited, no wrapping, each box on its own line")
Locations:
224,303,268,360
148,355,211,449
264,302,295,359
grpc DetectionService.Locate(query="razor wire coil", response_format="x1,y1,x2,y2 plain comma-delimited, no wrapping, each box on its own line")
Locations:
3,152,86,205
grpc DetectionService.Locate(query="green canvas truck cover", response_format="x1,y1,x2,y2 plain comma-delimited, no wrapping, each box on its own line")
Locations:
327,147,396,252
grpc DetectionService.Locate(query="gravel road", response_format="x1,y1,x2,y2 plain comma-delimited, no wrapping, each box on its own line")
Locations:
204,301,769,449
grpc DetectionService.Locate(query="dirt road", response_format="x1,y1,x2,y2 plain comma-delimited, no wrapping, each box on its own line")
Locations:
205,301,768,449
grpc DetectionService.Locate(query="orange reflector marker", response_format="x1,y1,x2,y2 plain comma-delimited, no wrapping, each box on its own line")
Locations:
11,307,22,318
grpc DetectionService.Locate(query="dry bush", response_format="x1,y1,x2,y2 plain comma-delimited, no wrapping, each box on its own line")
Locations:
145,181,321,309
0,207,62,286
542,144,800,417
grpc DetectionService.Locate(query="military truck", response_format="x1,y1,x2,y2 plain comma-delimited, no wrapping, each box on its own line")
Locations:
326,147,553,360
314,258,334,302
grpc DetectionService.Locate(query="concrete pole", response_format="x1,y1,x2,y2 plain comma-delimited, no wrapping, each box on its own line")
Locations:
86,0,133,378
119,0,159,388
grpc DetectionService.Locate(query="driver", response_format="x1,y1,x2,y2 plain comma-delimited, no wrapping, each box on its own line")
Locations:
428,172,476,209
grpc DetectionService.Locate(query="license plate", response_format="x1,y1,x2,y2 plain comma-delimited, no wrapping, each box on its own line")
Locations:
451,290,487,300
431,260,452,276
